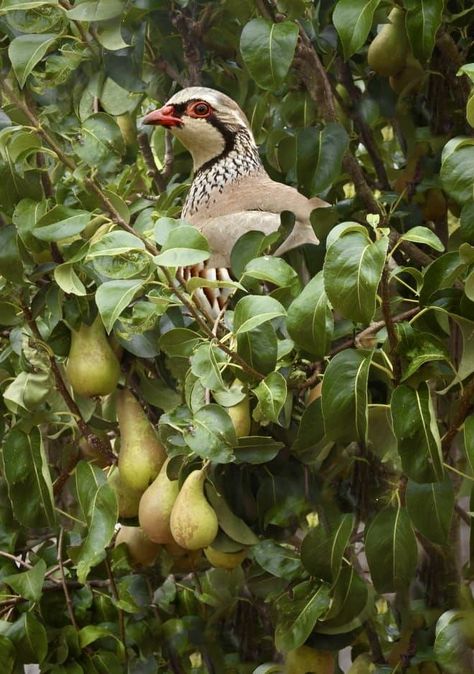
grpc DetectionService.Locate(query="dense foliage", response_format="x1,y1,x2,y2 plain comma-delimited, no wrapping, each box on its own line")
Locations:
1,0,474,672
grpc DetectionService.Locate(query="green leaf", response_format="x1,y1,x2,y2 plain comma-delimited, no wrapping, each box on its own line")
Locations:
87,231,145,257
95,278,144,333
183,404,237,463
291,397,328,463
253,371,287,425
0,636,15,674
237,322,278,377
419,252,464,305
434,610,474,674
242,255,301,295
464,415,474,473
233,435,284,464
66,0,124,21
0,614,47,665
391,383,444,483
54,263,87,296
0,225,23,284
3,370,51,411
274,580,331,651
333,0,382,60
8,33,57,87
252,540,302,580
240,18,299,90
2,427,56,527
322,349,373,444
317,565,372,635
0,0,59,9
205,482,259,545
190,342,227,390
324,230,388,324
440,137,474,205
34,206,91,241
301,514,354,582
287,271,333,357
153,226,210,266
233,295,286,334
74,113,124,174
159,328,202,358
406,479,454,545
404,0,443,62
72,461,118,583
311,123,349,194
365,507,418,593
399,226,445,252
3,559,46,602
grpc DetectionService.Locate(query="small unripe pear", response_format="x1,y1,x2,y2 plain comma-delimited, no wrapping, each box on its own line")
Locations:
115,525,160,566
368,7,409,77
227,395,251,438
138,458,179,543
389,54,425,95
204,546,247,570
107,467,142,518
66,316,121,397
170,469,218,550
117,389,167,493
284,646,335,674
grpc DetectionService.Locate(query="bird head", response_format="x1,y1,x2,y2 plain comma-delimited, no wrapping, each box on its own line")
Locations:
143,87,257,171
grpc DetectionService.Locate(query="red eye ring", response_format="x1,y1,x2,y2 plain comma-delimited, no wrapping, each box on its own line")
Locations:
189,101,211,117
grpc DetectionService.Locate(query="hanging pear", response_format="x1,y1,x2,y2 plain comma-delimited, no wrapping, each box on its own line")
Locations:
138,458,179,543
227,395,251,438
115,525,160,567
284,646,335,674
170,468,218,550
107,467,142,518
66,315,120,397
204,545,247,570
367,7,409,77
117,389,167,493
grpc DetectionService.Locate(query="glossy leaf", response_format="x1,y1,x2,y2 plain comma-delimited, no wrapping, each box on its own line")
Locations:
9,33,57,87
2,427,55,528
405,0,444,62
301,513,354,582
322,349,373,444
253,371,287,425
324,230,388,324
95,278,144,332
184,404,237,463
274,580,331,651
233,295,286,334
365,507,418,593
287,271,333,357
333,0,381,59
391,383,444,483
240,18,299,90
406,479,454,545
154,226,210,266
3,559,46,602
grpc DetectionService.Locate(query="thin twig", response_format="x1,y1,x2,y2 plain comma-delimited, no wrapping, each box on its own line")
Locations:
58,528,79,630
300,307,420,390
104,551,128,665
137,132,166,194
380,266,401,385
441,376,474,457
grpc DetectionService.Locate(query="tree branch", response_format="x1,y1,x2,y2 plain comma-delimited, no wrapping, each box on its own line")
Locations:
380,265,401,385
137,132,167,194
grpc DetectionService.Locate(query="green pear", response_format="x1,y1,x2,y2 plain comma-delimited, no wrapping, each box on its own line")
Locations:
204,545,247,570
227,394,251,438
138,458,179,543
284,646,335,674
117,389,167,493
66,315,120,397
170,469,218,550
107,467,142,518
115,525,160,566
367,7,409,77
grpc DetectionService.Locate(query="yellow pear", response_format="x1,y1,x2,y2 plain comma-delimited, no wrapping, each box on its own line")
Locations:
107,467,142,518
284,646,335,674
115,525,160,566
389,54,425,95
227,395,251,438
204,546,247,570
117,389,167,493
170,469,218,550
66,315,121,397
368,7,409,77
138,458,179,543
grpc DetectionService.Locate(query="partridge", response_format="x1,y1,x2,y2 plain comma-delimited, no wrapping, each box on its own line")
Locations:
144,87,328,269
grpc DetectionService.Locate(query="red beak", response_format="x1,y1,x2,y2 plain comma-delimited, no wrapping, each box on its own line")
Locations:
143,105,181,127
